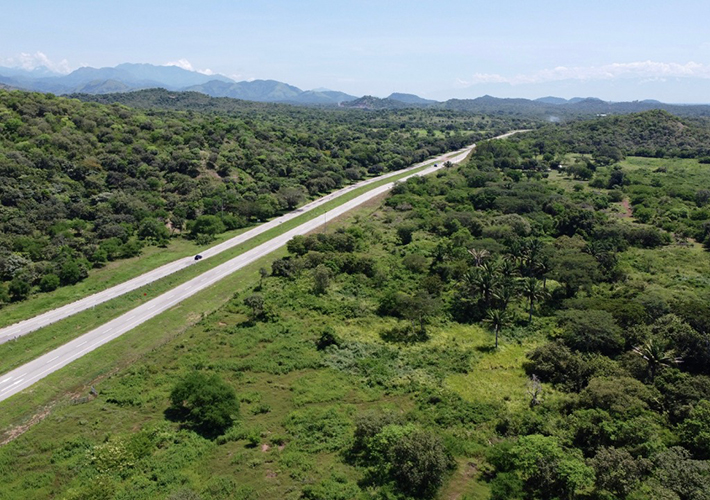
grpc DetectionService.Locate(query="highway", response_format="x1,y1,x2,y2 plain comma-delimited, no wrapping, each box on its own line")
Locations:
0,143,479,402
0,145,471,345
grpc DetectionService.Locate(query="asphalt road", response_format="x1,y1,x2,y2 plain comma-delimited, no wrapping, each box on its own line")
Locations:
0,145,472,345
0,143,479,401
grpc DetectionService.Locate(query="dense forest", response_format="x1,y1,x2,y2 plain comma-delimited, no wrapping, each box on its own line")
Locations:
0,90,524,306
2,108,710,499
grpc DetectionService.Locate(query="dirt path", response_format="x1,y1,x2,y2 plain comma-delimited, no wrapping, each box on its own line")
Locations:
620,198,633,218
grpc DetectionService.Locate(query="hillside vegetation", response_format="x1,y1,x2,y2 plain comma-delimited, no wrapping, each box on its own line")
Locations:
513,110,710,159
0,90,516,306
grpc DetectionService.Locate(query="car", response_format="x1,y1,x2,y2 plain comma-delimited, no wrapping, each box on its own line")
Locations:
194,254,203,261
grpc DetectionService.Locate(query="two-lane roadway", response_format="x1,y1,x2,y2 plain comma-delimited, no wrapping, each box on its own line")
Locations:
0,145,472,345
0,143,479,401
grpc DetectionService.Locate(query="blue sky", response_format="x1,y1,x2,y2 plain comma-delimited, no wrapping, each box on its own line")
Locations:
2,0,710,102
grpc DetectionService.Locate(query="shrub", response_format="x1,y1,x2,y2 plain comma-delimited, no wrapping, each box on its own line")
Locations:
168,371,239,438
39,273,60,292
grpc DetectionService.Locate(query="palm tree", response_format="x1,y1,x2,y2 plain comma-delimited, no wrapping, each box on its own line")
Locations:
468,265,501,308
467,248,490,267
493,279,518,313
632,337,682,382
520,277,548,323
485,308,509,349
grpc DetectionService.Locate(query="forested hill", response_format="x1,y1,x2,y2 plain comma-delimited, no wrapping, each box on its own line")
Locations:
0,90,512,305
514,110,710,159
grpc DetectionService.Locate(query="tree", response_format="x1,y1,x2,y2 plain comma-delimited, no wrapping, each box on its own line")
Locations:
9,277,31,301
396,224,416,245
243,294,265,320
466,261,501,309
485,308,509,349
39,273,60,293
190,215,225,240
312,264,331,295
387,429,453,498
589,447,648,498
492,434,594,500
406,291,441,335
258,267,268,289
520,277,547,322
59,259,88,286
276,186,307,210
632,337,681,382
549,248,600,297
168,371,239,438
467,247,490,267
678,400,710,459
137,217,170,245
558,309,624,355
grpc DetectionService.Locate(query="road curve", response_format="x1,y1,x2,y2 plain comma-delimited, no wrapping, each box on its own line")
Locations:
0,145,473,345
0,144,479,401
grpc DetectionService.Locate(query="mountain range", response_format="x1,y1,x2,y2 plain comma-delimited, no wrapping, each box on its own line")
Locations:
0,63,358,105
2,62,710,118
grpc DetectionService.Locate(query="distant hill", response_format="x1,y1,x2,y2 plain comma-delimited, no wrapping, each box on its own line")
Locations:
286,89,358,105
387,92,438,105
535,96,569,105
185,79,300,101
513,109,710,156
0,63,359,105
0,63,230,94
341,95,412,110
442,95,710,118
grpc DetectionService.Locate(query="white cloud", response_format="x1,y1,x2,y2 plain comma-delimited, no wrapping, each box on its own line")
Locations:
164,58,194,71
164,59,215,75
1,51,71,74
457,61,710,87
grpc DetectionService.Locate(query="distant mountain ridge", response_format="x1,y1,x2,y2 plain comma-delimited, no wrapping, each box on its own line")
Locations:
0,62,358,105
2,62,710,117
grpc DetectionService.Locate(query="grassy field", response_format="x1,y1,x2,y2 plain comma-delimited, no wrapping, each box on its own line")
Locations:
0,185,528,499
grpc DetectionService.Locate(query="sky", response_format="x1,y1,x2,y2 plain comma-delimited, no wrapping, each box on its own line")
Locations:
1,0,710,102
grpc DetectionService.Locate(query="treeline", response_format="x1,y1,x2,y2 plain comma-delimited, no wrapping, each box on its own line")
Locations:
0,89,516,305
510,109,710,160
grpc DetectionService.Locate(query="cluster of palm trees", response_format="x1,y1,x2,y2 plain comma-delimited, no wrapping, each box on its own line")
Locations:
463,242,550,348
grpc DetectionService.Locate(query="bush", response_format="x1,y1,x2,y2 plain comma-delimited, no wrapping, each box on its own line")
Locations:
168,371,239,438
350,414,453,498
39,273,60,292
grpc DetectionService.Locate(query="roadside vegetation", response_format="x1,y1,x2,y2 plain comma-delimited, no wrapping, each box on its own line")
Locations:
0,90,522,308
1,103,710,499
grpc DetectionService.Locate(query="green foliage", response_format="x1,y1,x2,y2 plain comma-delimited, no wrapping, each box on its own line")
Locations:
168,371,239,438
350,414,453,498
301,473,361,500
679,400,710,459
0,89,482,305
558,309,624,355
283,406,352,452
489,434,594,499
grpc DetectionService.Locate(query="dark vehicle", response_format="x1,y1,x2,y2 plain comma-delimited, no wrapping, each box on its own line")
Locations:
194,254,203,261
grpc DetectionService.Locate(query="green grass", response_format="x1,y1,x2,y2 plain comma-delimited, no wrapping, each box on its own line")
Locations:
0,158,443,375
0,192,505,499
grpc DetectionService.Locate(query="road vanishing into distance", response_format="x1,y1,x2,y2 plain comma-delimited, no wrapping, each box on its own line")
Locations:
0,132,522,402
0,146,464,345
